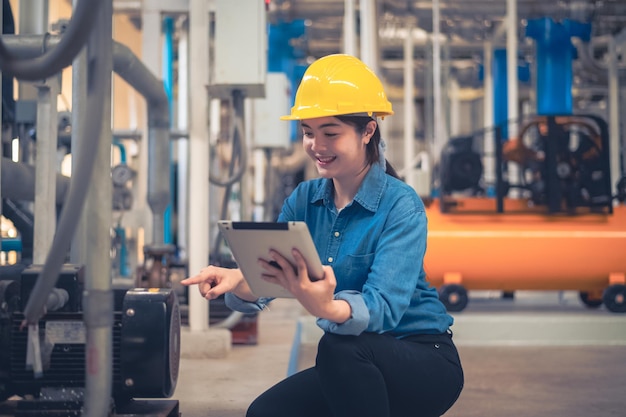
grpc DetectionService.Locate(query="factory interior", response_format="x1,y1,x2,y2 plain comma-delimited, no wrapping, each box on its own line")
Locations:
1,0,626,416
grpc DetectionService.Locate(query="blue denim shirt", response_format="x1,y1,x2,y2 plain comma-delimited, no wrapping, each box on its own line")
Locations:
226,162,453,337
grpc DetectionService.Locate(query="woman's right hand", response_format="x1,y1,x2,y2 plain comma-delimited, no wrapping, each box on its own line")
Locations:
180,266,257,302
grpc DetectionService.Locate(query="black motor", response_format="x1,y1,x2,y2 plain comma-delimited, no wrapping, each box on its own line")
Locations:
0,264,181,415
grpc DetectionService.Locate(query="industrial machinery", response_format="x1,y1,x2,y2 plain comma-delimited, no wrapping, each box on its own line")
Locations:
0,264,181,417
426,114,626,313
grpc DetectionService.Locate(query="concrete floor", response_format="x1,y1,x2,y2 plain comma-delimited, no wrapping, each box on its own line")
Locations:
173,291,626,417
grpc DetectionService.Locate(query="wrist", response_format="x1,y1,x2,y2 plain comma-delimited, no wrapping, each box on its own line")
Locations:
324,299,351,324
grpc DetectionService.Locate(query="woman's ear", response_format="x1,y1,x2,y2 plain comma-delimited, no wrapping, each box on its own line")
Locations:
364,120,377,139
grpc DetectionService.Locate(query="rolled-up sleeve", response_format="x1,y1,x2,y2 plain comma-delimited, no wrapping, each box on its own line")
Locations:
224,293,273,313
316,290,370,335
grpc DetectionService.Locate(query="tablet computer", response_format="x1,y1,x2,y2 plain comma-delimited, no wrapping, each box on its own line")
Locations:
217,220,324,298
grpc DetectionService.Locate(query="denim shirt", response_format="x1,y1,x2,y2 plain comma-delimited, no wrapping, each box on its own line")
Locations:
225,162,453,337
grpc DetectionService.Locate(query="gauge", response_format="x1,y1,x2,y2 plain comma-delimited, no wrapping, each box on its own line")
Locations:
112,164,134,187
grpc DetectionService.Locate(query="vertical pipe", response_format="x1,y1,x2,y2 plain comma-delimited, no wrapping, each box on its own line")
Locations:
177,18,189,260
139,4,161,247
483,40,495,190
493,49,508,139
506,0,520,193
18,0,48,101
71,2,88,264
0,0,3,224
432,0,445,164
608,37,621,198
359,0,378,73
82,1,113,416
424,40,434,159
162,16,174,245
525,18,590,116
403,22,415,189
343,0,357,56
448,77,460,137
506,0,519,138
33,80,59,264
188,0,210,331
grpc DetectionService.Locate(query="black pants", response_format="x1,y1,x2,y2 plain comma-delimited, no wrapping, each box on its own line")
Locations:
247,331,464,417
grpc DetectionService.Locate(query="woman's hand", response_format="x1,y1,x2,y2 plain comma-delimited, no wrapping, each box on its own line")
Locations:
259,249,352,323
180,265,257,302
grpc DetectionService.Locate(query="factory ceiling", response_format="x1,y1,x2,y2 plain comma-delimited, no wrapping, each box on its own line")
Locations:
112,0,626,97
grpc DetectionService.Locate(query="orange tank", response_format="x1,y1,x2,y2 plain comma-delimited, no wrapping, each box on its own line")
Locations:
423,197,626,312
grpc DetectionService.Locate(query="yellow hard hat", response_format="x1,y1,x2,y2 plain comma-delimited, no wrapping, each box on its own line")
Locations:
281,54,394,120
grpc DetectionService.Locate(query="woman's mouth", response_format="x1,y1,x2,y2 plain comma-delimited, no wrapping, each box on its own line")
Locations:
316,155,337,166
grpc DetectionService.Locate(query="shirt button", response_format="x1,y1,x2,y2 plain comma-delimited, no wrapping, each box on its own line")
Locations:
328,257,333,263
334,231,340,237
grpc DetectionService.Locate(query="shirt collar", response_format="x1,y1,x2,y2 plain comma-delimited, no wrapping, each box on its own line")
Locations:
311,162,387,213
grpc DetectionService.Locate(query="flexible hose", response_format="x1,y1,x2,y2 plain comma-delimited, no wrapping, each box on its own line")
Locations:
209,90,248,187
0,0,101,81
22,20,107,325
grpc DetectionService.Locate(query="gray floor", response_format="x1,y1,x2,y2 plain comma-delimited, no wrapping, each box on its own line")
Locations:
174,292,626,417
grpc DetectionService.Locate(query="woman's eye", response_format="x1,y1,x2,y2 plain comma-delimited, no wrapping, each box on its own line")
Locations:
303,131,314,138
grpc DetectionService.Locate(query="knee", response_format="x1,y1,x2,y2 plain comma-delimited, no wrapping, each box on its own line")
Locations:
246,398,267,417
316,332,359,366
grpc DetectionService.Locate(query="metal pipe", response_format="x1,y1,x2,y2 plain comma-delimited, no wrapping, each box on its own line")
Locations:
188,0,211,332
177,17,190,260
432,0,446,164
343,0,357,55
483,40,495,188
32,78,59,264
0,157,70,203
82,2,114,416
1,0,98,81
359,0,379,73
506,0,520,194
608,37,621,199
112,41,170,246
70,1,89,266
403,20,415,189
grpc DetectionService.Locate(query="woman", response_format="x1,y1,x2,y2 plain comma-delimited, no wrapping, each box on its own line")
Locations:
182,54,464,417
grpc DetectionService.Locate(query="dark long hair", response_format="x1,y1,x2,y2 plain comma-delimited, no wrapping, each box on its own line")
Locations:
335,115,399,179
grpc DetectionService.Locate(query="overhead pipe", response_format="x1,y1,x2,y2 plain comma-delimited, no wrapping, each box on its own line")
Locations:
0,0,99,81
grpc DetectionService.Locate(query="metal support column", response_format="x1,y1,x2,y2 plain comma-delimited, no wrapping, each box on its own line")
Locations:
343,0,357,56
188,0,210,331
432,0,446,165
483,40,495,188
403,21,415,189
32,79,59,264
506,0,520,193
177,17,190,260
608,36,621,197
359,0,379,73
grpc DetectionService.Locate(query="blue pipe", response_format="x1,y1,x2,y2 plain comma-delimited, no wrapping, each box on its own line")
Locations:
162,16,175,246
493,49,509,140
112,139,127,163
1,237,22,252
268,20,307,142
525,17,591,115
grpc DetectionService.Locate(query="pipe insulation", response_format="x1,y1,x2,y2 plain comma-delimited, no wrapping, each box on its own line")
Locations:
1,157,70,203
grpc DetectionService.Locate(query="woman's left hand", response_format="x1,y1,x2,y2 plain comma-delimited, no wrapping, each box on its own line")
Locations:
259,249,351,323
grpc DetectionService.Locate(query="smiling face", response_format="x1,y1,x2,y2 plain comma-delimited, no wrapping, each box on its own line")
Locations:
300,116,377,182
